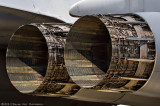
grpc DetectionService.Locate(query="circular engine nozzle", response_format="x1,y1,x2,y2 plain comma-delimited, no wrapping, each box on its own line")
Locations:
65,16,112,88
65,15,155,91
6,24,80,95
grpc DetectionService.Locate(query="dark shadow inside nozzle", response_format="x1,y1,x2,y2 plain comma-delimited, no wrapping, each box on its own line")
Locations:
65,16,112,87
6,25,48,93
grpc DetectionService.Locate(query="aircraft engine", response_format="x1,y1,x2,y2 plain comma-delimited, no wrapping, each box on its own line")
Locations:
6,23,80,95
5,13,160,104
64,14,159,98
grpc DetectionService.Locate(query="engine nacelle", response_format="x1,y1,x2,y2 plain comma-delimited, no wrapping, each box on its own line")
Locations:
65,12,160,98
5,12,160,105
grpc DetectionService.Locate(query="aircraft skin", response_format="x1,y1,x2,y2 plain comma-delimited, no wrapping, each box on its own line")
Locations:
1,0,160,106
0,0,79,48
0,0,79,23
69,0,160,17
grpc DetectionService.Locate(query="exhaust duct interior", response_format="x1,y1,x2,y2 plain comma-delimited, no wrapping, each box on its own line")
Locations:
65,16,112,88
7,25,48,93
6,24,80,95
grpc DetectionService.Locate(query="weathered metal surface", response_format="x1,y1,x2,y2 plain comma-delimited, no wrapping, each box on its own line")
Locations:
122,16,154,90
119,21,146,24
127,58,154,63
119,76,147,81
6,23,80,95
133,12,160,97
125,37,154,41
64,14,155,92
